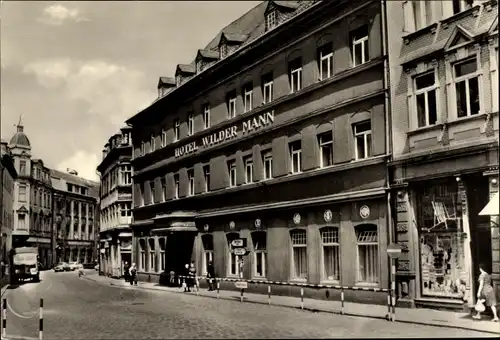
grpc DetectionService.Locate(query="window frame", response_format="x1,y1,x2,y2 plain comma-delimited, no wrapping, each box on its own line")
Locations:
319,43,334,81
252,231,267,278
187,113,194,136
227,92,237,119
18,185,27,202
203,104,211,129
201,234,214,275
243,83,253,113
139,239,146,271
228,160,237,187
262,73,274,104
120,202,132,217
262,150,273,180
353,121,372,160
318,132,333,168
320,227,341,283
289,58,303,93
203,165,210,193
290,229,307,281
413,70,439,128
226,233,241,277
244,156,253,184
148,238,156,273
159,238,166,272
351,26,369,67
174,174,180,199
289,141,302,174
266,10,277,30
187,169,195,196
452,56,481,118
174,119,180,141
355,225,379,285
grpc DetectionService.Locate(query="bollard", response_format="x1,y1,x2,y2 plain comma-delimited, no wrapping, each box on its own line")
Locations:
268,285,271,305
2,298,6,339
240,289,244,303
300,287,304,310
340,287,345,315
391,263,396,322
39,298,43,340
216,281,220,299
387,290,392,321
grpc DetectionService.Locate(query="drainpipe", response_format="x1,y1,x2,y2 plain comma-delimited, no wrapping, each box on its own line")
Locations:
380,0,396,296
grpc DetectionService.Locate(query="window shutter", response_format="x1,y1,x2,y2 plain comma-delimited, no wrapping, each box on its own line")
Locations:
403,1,415,33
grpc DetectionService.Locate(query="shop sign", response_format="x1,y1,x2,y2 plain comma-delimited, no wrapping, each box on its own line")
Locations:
254,218,261,228
203,224,209,232
293,213,301,225
235,281,248,289
231,238,247,248
233,248,249,256
324,209,333,222
229,221,236,229
174,111,275,158
360,205,370,219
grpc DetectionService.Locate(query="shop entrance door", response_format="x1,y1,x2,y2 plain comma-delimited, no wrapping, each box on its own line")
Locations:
466,174,492,297
165,232,196,276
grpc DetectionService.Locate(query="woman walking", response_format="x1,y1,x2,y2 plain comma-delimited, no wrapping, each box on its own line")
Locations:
473,263,499,322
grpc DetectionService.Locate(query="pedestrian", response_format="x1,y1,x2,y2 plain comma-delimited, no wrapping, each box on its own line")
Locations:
169,269,175,287
189,261,198,292
123,262,130,283
183,263,190,292
207,260,216,291
473,263,499,322
129,263,138,286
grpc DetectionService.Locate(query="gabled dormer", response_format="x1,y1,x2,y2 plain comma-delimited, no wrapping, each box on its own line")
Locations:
264,0,299,32
218,32,248,59
175,64,196,87
196,49,219,73
444,24,475,52
157,76,176,98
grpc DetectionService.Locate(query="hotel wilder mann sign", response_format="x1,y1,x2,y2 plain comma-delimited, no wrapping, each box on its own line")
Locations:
174,110,275,158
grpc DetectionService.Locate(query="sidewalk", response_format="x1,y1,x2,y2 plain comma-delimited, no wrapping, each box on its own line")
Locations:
84,274,499,335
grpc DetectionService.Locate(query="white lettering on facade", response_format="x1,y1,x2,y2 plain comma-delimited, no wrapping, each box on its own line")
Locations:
175,111,274,158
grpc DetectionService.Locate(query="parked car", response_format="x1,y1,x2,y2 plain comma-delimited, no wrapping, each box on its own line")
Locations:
54,262,70,272
68,262,83,271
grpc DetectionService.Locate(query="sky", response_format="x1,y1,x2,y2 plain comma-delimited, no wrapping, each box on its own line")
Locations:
1,1,260,182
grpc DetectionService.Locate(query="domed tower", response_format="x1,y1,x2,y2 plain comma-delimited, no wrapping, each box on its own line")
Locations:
9,116,32,247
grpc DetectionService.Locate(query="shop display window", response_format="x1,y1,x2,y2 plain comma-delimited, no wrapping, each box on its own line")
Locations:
417,180,467,299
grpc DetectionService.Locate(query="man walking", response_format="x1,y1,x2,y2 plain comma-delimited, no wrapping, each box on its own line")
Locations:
129,263,138,286
207,260,216,291
123,262,130,283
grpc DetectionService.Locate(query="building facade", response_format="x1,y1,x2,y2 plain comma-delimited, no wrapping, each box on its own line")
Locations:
386,0,499,309
127,0,392,303
51,169,99,265
8,121,54,268
97,127,133,278
0,141,17,267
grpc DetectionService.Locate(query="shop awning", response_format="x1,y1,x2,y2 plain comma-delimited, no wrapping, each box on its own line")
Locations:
479,192,499,216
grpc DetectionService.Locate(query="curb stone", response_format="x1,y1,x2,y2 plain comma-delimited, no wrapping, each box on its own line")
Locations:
83,275,499,335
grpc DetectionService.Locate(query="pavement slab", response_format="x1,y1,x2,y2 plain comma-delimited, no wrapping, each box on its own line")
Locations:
0,270,497,339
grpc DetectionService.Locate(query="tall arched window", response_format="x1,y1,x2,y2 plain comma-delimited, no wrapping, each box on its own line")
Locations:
355,224,379,283
290,229,307,280
320,227,340,282
148,238,156,272
139,239,146,271
159,238,166,272
226,232,240,276
202,234,214,275
251,231,267,278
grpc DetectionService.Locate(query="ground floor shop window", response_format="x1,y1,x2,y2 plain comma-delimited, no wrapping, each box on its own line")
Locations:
202,234,214,275
148,238,156,272
356,224,379,284
159,238,166,271
139,239,146,271
290,229,307,280
321,227,340,282
226,233,241,276
417,180,467,298
252,231,267,278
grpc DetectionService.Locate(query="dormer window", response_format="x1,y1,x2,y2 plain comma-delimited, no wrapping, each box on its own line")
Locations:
220,43,228,59
266,11,277,31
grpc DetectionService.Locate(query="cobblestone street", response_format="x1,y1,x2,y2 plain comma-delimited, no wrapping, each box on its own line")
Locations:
1,270,496,339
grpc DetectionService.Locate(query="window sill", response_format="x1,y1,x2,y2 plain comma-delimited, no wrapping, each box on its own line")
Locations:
407,123,443,137
320,280,341,286
290,278,308,283
447,112,489,127
355,281,379,288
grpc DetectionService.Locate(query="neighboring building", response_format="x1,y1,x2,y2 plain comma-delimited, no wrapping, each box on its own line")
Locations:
5,119,101,267
126,0,392,303
51,169,99,265
97,127,133,278
9,120,54,267
386,0,499,309
0,141,18,267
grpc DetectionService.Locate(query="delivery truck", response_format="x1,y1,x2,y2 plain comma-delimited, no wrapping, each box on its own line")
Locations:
12,247,40,283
